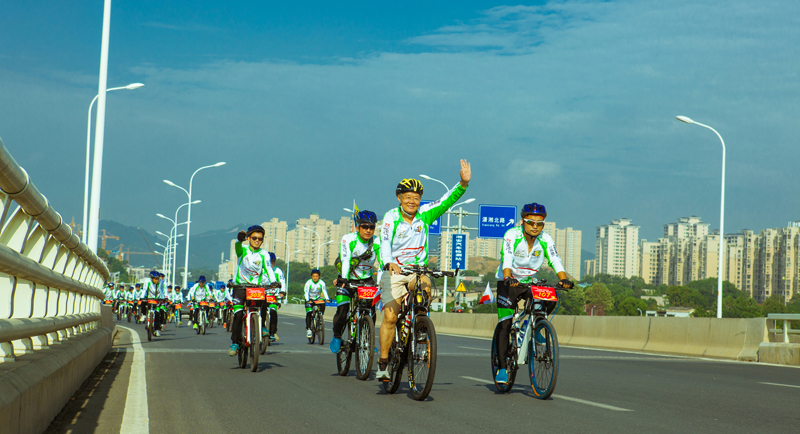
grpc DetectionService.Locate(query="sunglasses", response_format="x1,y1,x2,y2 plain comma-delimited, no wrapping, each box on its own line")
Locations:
250,236,264,241
359,224,376,230
523,219,546,228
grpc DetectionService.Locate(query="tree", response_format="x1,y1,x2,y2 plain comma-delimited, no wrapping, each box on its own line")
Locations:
722,296,760,318
560,285,586,315
585,282,612,315
616,297,648,316
98,248,131,282
760,295,786,317
666,286,706,309
787,292,800,314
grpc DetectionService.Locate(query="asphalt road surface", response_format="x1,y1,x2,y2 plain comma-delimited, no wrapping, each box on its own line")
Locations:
45,312,800,434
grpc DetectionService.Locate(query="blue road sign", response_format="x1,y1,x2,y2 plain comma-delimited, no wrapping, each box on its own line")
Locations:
479,205,518,239
420,200,442,235
451,233,466,270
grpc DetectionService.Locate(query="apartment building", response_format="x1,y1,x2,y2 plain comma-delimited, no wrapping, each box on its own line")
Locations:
261,218,288,260
638,240,659,285
595,218,639,278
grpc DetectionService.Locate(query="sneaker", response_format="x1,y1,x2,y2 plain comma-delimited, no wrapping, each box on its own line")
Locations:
154,330,161,337
306,329,312,338
262,326,268,337
376,362,390,381
495,369,508,384
228,344,239,356
269,335,277,343
193,323,198,330
330,337,342,353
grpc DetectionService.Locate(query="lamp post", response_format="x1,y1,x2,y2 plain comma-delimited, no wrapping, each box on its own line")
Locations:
676,115,726,319
164,162,225,289
278,246,302,304
302,227,322,268
82,83,144,243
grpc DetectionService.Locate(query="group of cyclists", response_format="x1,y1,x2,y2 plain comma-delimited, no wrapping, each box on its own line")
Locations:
104,158,575,396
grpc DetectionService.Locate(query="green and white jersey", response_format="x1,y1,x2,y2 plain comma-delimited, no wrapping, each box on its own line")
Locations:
234,242,277,285
495,227,564,283
339,232,384,280
380,183,467,266
142,280,166,298
125,291,137,302
273,267,286,291
189,284,213,301
304,279,329,301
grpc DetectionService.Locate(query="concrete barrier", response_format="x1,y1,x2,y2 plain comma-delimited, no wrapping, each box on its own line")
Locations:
0,325,114,434
568,316,651,352
758,343,800,365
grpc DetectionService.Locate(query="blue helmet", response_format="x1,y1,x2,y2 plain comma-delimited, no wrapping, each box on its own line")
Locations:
246,225,265,237
522,203,547,218
198,275,206,282
135,283,141,288
150,270,160,279
268,252,276,263
311,269,321,276
355,210,378,225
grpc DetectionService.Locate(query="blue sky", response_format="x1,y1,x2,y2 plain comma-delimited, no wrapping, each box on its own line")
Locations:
2,0,799,255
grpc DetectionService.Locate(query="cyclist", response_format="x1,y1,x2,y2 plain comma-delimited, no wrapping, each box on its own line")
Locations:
493,202,574,385
189,276,213,330
375,159,471,381
304,269,330,339
170,285,184,324
142,270,167,336
330,210,383,354
266,252,287,342
228,225,279,356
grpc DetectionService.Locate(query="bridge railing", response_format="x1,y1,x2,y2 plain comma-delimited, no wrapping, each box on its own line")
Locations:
0,138,110,361
767,313,800,343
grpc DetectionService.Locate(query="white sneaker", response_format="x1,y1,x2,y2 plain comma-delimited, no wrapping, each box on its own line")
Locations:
154,330,160,337
376,366,390,381
306,329,312,338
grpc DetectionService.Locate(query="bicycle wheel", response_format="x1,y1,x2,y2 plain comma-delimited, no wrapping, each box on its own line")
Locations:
307,311,316,344
316,312,325,345
127,309,132,323
147,319,152,342
260,311,268,355
529,319,559,399
209,312,214,328
408,316,437,401
382,340,405,394
355,315,375,381
250,313,260,372
491,323,516,393
336,321,352,376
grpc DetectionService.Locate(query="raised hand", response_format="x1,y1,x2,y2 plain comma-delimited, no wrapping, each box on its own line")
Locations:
459,159,471,187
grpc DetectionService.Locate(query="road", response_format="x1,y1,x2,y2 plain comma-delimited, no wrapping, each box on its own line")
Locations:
45,313,800,433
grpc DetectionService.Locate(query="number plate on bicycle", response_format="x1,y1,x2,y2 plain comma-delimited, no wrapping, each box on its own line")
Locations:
148,299,158,304
313,300,326,305
265,295,277,303
246,287,265,300
199,301,208,306
209,302,216,307
104,300,112,304
531,286,558,301
357,286,378,300
174,304,182,309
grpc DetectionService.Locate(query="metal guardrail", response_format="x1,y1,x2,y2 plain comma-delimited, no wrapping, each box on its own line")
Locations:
767,313,800,343
0,137,110,361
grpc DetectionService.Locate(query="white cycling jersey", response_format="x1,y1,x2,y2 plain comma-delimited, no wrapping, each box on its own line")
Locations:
380,183,467,267
189,284,213,301
273,268,287,293
142,280,166,299
495,227,565,283
304,279,329,301
213,289,229,303
234,242,277,285
340,232,384,280
170,291,184,304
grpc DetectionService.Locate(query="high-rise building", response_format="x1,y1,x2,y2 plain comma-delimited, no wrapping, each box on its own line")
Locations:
554,226,582,279
261,218,288,260
595,218,639,278
639,239,659,285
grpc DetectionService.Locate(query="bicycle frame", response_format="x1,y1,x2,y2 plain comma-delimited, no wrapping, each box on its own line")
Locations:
242,303,261,347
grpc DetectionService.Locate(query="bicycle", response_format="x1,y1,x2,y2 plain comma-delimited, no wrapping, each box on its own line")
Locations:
231,283,279,372
117,301,128,321
259,289,281,354
208,301,217,329
336,283,378,380
307,300,326,345
126,301,134,323
382,265,456,401
173,302,182,327
196,301,208,335
145,299,160,341
490,282,567,399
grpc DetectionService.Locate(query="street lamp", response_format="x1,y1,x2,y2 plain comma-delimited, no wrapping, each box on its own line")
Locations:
275,245,302,304
164,161,226,289
676,115,726,319
302,227,323,268
82,83,144,244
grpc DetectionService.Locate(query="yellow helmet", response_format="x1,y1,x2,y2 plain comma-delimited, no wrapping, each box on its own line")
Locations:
396,178,424,196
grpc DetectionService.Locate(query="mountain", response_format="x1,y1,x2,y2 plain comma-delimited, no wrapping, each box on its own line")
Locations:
99,220,243,269
582,249,595,261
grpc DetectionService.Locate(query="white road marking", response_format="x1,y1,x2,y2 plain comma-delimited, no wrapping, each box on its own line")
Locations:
759,382,800,389
119,326,149,433
460,376,633,412
282,322,295,326
459,346,489,351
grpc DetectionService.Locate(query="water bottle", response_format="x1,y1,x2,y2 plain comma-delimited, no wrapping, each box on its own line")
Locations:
517,318,529,348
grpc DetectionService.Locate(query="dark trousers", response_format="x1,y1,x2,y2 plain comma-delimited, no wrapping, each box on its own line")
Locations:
305,301,326,329
496,280,532,369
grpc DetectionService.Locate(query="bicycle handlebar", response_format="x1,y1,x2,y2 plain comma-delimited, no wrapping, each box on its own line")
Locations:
398,265,458,278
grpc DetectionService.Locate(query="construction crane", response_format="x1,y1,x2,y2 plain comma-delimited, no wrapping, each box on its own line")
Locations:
99,229,119,250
